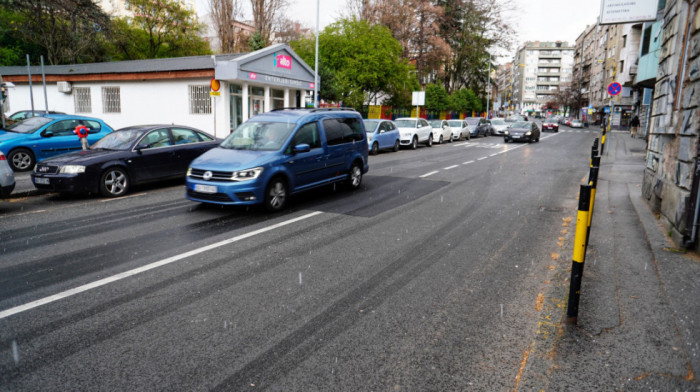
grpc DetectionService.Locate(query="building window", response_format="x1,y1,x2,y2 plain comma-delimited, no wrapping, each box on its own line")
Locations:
189,85,211,114
272,89,285,109
622,35,627,48
74,87,91,113
619,60,624,73
102,87,121,113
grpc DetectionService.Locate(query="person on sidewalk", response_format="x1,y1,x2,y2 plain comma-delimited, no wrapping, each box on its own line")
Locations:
630,115,640,138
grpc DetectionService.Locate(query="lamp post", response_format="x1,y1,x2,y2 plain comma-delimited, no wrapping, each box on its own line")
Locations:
486,52,491,118
314,0,319,108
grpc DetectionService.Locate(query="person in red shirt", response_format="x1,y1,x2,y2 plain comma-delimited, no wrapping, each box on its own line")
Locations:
74,123,89,150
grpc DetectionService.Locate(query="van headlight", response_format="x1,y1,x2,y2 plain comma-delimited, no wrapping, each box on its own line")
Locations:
231,167,263,181
59,165,86,174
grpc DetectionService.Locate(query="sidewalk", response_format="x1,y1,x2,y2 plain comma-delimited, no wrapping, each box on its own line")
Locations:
520,131,699,390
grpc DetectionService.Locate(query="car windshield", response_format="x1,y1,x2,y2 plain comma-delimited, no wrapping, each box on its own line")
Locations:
491,119,506,125
394,119,417,128
429,120,444,128
4,117,53,133
447,120,462,127
465,118,479,126
512,121,530,128
220,121,296,151
92,129,145,150
479,119,489,124
363,120,379,133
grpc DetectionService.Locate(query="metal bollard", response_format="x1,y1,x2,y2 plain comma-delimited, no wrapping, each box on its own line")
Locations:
566,184,592,325
586,166,599,250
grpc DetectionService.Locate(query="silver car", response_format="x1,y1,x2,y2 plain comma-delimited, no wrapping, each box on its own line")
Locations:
0,150,16,197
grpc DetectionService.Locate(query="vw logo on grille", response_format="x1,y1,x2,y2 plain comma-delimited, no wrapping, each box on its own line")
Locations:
39,166,50,172
202,171,213,181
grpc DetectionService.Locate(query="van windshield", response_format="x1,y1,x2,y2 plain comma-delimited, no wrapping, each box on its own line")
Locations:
220,121,296,151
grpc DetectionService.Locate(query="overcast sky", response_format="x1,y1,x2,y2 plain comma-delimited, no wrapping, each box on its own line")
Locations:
197,0,601,63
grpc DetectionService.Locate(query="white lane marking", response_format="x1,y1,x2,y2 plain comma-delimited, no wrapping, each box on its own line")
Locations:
420,171,439,178
444,165,459,170
463,160,475,165
490,153,499,157
0,211,324,320
477,157,488,161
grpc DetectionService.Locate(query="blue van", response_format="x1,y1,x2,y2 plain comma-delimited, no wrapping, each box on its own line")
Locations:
185,108,369,211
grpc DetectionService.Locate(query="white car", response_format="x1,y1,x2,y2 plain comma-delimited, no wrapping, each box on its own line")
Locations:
447,119,470,141
570,119,584,128
428,119,452,144
490,118,509,135
395,117,433,149
0,151,16,197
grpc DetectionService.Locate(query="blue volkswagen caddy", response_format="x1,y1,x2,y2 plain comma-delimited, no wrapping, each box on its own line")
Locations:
185,108,369,211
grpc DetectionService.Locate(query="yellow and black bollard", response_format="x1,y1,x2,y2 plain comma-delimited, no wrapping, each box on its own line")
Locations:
566,184,592,325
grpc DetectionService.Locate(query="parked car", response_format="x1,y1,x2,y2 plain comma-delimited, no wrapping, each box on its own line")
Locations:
186,108,369,212
570,119,584,128
465,117,481,138
428,119,452,144
489,118,509,136
0,151,15,197
446,119,470,141
0,114,113,171
8,110,65,122
31,125,219,197
364,119,400,155
504,121,541,143
542,118,559,132
395,117,433,149
476,118,494,137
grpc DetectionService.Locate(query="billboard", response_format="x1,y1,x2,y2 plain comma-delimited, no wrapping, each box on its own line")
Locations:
599,0,659,24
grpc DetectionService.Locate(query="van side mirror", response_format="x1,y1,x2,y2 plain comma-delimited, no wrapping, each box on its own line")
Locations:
293,143,311,153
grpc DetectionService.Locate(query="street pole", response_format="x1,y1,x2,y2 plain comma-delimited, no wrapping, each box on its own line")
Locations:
40,56,49,112
314,0,319,109
26,54,34,114
486,52,491,118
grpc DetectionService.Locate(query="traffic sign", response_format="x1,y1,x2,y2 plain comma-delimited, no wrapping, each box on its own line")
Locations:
607,82,622,96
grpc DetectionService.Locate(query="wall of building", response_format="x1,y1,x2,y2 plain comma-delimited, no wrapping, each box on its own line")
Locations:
643,0,699,248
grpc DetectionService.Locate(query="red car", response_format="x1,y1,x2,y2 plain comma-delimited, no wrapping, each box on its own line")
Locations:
542,118,559,132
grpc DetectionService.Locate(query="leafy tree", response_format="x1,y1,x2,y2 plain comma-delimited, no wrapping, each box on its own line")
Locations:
425,83,449,111
0,8,44,66
450,87,481,113
248,31,267,51
291,18,416,108
7,0,111,65
107,0,211,60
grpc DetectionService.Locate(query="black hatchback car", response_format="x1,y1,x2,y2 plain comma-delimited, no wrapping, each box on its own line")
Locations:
31,125,219,197
503,121,540,143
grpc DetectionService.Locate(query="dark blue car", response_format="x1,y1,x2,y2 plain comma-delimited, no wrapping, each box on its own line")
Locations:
186,108,369,211
0,114,113,171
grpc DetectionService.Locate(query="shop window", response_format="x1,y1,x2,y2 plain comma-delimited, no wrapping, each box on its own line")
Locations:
74,87,92,113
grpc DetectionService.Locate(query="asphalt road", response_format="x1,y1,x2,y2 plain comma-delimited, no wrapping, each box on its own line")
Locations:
0,127,600,391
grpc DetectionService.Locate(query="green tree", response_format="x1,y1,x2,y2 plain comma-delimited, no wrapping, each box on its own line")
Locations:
106,0,211,60
425,83,450,112
450,88,481,113
291,18,416,108
248,31,267,51
7,0,111,65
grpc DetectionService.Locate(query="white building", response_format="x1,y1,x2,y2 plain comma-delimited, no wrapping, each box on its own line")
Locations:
0,44,317,139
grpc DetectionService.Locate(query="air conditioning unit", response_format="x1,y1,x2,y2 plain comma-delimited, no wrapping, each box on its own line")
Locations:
57,81,72,93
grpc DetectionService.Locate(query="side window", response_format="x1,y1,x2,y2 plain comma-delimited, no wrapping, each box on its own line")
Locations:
292,122,321,150
141,129,172,148
379,122,389,133
172,128,200,144
197,132,214,142
45,120,79,136
84,120,102,134
323,118,364,145
388,122,396,131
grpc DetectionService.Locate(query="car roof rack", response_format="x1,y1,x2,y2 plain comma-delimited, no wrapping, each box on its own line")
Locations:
270,107,358,113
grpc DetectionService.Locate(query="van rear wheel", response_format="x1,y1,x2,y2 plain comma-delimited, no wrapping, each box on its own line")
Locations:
347,162,362,190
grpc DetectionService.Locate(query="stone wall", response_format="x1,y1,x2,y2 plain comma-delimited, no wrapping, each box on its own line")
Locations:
643,0,700,248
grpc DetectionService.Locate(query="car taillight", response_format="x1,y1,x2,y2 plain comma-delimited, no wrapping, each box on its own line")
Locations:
0,154,6,160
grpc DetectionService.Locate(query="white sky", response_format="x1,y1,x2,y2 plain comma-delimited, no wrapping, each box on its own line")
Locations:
196,0,601,62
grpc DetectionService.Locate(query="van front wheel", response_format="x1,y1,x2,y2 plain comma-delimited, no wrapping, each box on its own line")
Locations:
265,177,288,212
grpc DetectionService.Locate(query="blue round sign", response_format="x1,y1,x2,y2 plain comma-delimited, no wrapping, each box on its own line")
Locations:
607,82,622,96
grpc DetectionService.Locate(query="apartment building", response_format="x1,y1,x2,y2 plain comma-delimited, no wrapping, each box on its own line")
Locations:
510,41,575,116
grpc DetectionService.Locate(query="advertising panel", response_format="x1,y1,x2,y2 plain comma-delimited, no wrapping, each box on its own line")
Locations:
599,0,658,24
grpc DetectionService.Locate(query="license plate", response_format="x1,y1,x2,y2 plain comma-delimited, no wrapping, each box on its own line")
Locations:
513,135,520,139
34,177,50,185
194,184,217,194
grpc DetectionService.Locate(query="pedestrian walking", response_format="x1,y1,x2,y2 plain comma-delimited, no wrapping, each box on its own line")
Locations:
74,122,90,150
630,115,640,138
